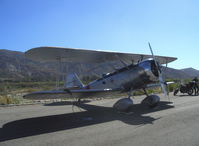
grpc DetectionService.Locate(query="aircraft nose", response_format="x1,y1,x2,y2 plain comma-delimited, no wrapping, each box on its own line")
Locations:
151,60,159,77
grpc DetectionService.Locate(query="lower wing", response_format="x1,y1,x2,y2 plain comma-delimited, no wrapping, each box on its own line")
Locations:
23,88,122,100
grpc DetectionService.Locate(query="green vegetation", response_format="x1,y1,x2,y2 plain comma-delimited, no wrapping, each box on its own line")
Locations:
134,88,162,96
0,81,59,105
0,81,60,93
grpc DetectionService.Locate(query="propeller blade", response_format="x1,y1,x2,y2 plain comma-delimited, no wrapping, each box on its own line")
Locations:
148,42,168,97
159,74,168,96
148,42,156,62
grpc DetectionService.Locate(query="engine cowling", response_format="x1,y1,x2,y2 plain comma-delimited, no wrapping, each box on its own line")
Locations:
113,98,133,112
141,95,160,108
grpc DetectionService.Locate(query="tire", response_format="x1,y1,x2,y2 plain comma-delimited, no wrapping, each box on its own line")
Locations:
188,88,194,95
174,89,179,96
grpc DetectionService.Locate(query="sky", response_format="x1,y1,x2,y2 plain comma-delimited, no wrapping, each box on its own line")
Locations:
0,0,199,69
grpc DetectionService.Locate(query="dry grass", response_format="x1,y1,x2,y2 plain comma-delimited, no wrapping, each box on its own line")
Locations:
0,81,58,105
0,95,21,105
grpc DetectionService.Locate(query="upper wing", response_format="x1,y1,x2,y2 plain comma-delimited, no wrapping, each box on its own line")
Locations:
25,46,177,64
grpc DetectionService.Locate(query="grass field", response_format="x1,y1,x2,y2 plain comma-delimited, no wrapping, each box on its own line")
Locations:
0,81,59,105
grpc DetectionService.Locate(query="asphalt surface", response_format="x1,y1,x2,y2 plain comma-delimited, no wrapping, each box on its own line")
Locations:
1,94,199,146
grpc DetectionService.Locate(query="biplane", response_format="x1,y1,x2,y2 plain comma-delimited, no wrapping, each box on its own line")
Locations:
23,43,177,111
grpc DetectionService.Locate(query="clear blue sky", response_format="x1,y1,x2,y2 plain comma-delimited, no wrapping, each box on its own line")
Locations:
1,0,199,69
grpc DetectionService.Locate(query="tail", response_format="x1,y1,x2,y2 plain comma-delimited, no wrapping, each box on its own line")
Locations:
64,73,84,88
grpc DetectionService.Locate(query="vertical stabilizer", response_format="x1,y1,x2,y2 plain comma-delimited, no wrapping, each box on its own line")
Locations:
65,73,84,88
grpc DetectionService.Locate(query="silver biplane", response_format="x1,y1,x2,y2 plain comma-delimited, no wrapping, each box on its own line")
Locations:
24,43,177,111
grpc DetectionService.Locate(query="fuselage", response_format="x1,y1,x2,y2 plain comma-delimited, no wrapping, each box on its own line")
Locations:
85,59,159,91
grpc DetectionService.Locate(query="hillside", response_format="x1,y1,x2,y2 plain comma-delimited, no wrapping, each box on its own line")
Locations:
0,49,198,81
181,68,199,77
0,49,56,81
164,67,192,79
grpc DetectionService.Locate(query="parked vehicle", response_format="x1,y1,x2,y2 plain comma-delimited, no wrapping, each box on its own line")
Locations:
173,81,195,96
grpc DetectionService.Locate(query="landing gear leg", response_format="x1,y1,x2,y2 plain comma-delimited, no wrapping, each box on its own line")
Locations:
127,88,133,99
143,88,149,97
78,98,81,103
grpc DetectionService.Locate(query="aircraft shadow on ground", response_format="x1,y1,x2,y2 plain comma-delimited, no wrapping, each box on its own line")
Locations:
175,94,198,97
0,101,174,142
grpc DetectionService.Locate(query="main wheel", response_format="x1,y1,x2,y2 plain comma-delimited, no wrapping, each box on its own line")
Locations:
188,88,193,95
141,95,160,108
113,98,133,112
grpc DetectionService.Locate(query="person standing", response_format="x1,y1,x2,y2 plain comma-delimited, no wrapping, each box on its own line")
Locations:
192,77,199,95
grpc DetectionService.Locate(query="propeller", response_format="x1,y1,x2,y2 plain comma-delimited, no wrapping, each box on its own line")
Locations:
148,43,168,97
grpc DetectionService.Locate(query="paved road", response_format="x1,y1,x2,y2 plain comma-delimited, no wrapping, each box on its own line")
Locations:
1,94,199,146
